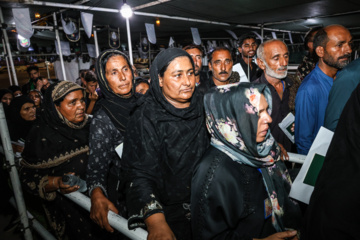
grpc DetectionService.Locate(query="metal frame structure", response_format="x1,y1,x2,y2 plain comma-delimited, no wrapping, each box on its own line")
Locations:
2,1,309,85
0,7,18,85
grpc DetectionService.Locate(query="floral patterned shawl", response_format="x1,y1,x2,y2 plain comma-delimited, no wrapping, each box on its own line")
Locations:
204,82,301,232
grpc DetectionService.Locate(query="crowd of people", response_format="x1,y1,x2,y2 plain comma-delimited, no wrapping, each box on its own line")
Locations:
0,23,359,239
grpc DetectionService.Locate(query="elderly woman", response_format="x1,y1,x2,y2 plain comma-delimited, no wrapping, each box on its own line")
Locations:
86,49,140,233
191,83,302,239
20,81,103,239
122,48,209,239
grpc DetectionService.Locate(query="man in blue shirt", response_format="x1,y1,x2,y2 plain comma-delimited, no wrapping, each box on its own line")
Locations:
295,25,352,155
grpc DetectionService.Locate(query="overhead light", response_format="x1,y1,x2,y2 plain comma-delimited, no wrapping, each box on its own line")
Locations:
306,18,317,24
18,34,25,40
156,19,160,25
35,12,41,19
120,3,133,18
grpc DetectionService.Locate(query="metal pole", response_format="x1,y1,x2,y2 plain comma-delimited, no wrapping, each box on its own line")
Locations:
93,28,100,58
53,12,67,80
0,103,33,240
45,61,51,79
287,152,306,164
126,18,133,65
63,191,148,239
0,7,18,85
148,42,151,67
2,38,13,85
9,197,56,240
261,24,264,43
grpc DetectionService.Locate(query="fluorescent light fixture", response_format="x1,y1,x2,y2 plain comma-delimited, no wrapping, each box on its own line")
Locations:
18,34,25,40
120,3,133,18
306,18,317,24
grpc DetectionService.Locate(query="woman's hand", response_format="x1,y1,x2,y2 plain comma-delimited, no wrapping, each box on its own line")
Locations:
254,230,298,240
278,143,289,161
45,173,79,193
12,144,24,153
145,213,176,240
90,187,118,233
58,174,80,194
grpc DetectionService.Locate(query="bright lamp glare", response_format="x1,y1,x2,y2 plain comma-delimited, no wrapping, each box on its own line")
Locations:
18,34,25,40
120,3,133,18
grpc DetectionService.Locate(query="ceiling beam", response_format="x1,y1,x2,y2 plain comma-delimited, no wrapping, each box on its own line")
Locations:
133,0,171,11
22,1,305,33
31,0,91,24
264,9,360,26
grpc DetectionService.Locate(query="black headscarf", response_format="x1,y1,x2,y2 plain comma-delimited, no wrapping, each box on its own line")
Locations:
0,89,12,102
0,88,13,116
7,95,35,141
95,49,139,134
143,47,204,120
22,81,90,166
303,82,360,239
122,48,209,229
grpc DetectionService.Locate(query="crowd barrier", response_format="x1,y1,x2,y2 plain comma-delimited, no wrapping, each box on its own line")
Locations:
0,103,305,239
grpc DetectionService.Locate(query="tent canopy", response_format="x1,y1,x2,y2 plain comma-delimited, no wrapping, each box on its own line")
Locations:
0,0,359,46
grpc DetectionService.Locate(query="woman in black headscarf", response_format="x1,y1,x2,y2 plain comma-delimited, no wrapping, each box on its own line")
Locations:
7,95,36,153
191,83,302,239
86,49,140,233
0,89,13,114
302,83,360,239
122,48,209,239
20,81,103,239
1,88,13,104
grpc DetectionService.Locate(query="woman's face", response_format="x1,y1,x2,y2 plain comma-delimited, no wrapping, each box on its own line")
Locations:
20,103,36,121
1,93,13,106
29,91,41,107
105,55,133,96
135,82,149,95
56,90,86,124
159,56,195,108
256,94,272,143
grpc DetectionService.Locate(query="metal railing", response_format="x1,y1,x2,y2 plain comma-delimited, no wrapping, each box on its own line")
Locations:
0,102,305,240
0,102,148,239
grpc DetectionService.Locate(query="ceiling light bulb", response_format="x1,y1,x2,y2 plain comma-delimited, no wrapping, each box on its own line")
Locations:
120,3,133,18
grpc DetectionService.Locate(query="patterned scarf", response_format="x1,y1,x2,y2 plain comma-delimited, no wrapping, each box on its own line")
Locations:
204,82,301,232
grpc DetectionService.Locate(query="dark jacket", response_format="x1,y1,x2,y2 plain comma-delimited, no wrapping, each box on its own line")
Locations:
191,146,276,240
254,74,294,152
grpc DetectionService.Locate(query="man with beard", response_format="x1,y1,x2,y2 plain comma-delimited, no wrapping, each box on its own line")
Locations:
233,33,263,82
183,44,208,87
295,25,352,155
198,47,235,94
254,39,293,160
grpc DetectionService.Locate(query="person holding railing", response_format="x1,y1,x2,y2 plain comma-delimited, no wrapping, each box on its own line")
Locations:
86,49,141,235
19,81,104,239
122,48,209,240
